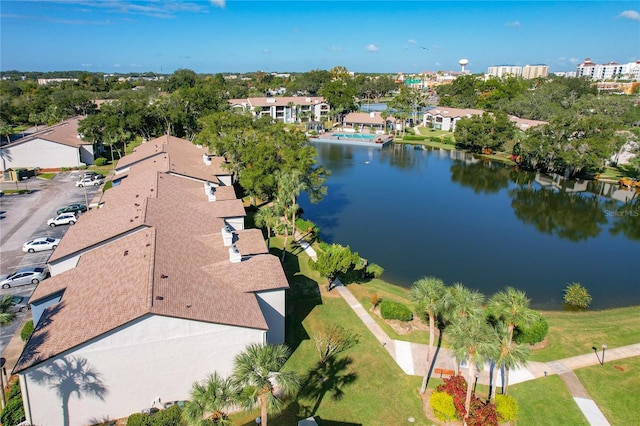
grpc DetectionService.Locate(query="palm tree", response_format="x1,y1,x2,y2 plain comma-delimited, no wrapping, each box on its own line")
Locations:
448,314,494,424
233,343,300,426
442,282,484,325
410,276,447,394
254,205,279,249
0,295,17,325
182,372,236,426
489,322,531,400
489,287,537,344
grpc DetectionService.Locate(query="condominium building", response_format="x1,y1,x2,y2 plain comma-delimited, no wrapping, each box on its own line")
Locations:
576,58,640,80
522,65,549,79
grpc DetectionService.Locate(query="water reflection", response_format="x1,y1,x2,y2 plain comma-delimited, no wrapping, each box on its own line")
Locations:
509,187,606,241
302,141,639,308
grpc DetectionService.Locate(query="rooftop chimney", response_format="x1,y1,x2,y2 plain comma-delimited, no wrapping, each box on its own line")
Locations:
204,181,217,202
203,153,211,166
221,222,234,246
229,244,241,263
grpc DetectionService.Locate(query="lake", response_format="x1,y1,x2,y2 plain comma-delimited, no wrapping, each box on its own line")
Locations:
298,142,640,310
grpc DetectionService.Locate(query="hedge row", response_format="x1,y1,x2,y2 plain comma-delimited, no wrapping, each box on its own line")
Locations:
380,300,413,321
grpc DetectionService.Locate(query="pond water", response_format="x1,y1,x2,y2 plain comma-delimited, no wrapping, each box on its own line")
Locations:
299,142,640,310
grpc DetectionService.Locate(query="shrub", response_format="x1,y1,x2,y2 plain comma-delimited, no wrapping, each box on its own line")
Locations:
563,282,592,310
443,136,454,144
365,263,384,278
1,380,25,426
514,311,549,345
21,320,34,341
153,405,182,426
429,136,440,142
430,391,457,422
380,300,413,321
94,157,108,166
467,399,498,426
102,180,113,192
126,413,153,426
371,293,382,308
495,394,519,422
296,217,318,235
437,375,467,418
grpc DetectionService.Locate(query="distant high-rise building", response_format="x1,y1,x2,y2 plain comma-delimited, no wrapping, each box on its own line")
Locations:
576,58,640,80
522,65,549,79
487,65,522,78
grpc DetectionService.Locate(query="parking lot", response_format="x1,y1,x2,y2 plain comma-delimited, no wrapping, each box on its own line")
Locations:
0,171,104,353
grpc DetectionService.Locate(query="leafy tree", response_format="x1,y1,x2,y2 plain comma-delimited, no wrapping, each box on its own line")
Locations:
563,282,592,310
254,205,279,249
320,78,357,122
313,324,359,365
0,295,17,325
454,112,516,153
232,344,300,426
411,276,447,393
182,372,236,426
310,243,359,286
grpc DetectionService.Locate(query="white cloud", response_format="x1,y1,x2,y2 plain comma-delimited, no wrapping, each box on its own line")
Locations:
505,20,521,27
408,39,417,44
210,0,226,8
262,49,271,54
569,57,580,64
619,10,640,21
81,63,92,68
329,46,342,52
365,44,379,52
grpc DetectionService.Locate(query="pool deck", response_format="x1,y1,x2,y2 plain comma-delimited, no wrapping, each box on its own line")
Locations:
310,132,393,148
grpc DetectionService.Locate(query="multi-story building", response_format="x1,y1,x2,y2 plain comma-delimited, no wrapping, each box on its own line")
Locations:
576,58,640,80
522,65,549,79
486,64,549,80
228,96,330,123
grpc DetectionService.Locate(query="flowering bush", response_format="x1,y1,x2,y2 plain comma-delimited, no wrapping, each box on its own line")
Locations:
467,398,498,426
437,375,467,418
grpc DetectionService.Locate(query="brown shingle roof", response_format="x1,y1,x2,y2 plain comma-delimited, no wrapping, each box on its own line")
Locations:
19,153,287,373
7,117,89,149
228,96,327,108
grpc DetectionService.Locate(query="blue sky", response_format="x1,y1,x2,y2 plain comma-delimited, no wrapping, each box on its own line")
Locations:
1,1,639,74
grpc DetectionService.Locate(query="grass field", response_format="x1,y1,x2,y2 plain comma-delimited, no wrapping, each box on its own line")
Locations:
575,357,640,426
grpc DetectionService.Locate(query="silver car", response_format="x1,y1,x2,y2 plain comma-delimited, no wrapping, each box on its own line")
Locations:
47,212,77,227
8,295,29,313
0,267,47,289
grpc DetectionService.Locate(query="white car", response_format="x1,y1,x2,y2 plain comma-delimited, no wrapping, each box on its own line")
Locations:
23,237,61,253
76,177,104,187
47,213,77,227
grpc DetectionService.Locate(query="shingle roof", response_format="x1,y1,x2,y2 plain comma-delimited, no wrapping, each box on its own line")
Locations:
343,112,388,125
228,96,327,108
6,117,89,149
425,107,485,118
18,144,288,373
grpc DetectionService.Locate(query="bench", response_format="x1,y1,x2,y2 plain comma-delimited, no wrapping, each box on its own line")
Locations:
433,368,456,378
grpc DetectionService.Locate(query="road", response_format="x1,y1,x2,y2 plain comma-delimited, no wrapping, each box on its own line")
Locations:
0,172,103,355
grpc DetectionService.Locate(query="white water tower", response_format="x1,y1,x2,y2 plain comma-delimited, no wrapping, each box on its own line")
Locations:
459,58,469,73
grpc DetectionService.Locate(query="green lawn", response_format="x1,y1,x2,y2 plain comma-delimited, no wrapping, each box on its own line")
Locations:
510,375,589,426
574,357,640,426
230,242,433,425
530,306,640,362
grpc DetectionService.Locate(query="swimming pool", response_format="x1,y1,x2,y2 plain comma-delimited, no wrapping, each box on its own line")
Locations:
331,133,376,140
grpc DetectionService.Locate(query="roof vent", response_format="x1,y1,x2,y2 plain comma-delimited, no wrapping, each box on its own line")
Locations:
155,296,164,301
161,274,168,279
204,181,217,201
229,244,241,263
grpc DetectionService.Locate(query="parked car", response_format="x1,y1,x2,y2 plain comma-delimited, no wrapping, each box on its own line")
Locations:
23,237,61,253
76,177,104,187
47,212,77,227
56,203,87,215
8,295,29,313
0,267,47,289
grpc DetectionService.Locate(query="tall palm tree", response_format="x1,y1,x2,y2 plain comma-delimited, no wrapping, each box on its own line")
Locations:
448,314,494,424
410,276,447,394
442,282,484,325
489,287,537,344
0,295,17,325
254,205,279,249
489,322,531,400
182,372,236,426
233,343,300,426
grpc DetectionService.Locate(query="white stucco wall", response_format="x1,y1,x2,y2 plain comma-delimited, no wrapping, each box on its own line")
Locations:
256,289,286,344
20,314,265,426
1,139,85,170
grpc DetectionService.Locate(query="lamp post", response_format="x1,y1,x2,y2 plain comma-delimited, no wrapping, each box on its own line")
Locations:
22,176,29,192
601,344,607,365
473,373,479,396
592,344,606,365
